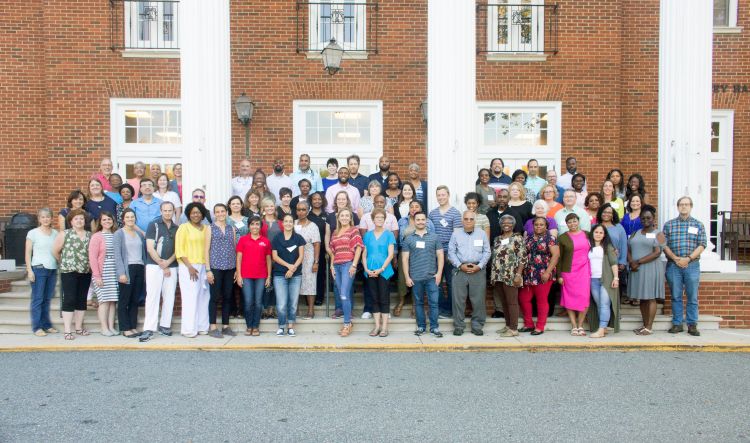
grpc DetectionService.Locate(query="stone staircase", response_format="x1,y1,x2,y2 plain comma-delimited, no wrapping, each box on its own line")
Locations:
0,277,723,334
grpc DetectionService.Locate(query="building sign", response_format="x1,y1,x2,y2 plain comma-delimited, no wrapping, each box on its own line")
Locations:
713,84,750,93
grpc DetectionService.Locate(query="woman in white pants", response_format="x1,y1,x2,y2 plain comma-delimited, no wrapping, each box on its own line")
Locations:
176,202,211,338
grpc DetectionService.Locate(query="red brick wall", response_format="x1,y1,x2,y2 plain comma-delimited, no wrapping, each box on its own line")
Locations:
0,0,180,219
229,0,428,179
664,280,750,328
713,5,750,211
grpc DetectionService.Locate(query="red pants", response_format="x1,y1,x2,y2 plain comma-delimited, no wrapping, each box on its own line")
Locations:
519,282,553,331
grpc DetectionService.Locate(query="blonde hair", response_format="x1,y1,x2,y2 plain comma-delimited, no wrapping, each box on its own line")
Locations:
532,199,549,214
332,190,353,214
508,182,526,201
335,208,355,234
539,183,558,201
261,198,276,219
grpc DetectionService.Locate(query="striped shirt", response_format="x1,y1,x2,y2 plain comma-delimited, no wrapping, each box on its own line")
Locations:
329,227,363,265
403,231,441,282
663,215,707,260
428,206,462,251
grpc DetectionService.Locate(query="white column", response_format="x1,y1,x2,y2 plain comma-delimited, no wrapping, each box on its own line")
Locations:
658,0,732,271
427,0,476,211
180,0,232,209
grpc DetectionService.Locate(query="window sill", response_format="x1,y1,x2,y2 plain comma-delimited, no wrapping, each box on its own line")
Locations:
485,53,549,62
121,49,181,59
714,26,742,34
305,51,369,60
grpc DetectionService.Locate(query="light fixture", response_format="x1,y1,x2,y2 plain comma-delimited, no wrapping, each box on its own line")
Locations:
234,93,256,157
321,38,344,75
420,101,428,124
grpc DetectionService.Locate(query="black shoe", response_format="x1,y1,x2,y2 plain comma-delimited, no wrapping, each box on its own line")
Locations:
668,324,684,334
158,326,173,336
314,300,323,306
138,330,154,342
491,311,504,319
453,328,464,336
414,328,426,336
518,326,534,333
471,328,484,336
530,330,544,336
687,325,701,336
430,329,443,338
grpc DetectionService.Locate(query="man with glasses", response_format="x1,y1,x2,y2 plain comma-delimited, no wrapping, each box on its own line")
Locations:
448,211,491,336
178,189,211,225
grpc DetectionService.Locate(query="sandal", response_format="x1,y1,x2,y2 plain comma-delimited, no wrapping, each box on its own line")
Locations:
252,329,260,336
369,327,381,337
633,326,646,333
379,329,389,337
578,328,587,337
64,332,75,340
244,329,253,336
630,300,640,306
75,329,89,336
636,327,652,336
571,328,579,336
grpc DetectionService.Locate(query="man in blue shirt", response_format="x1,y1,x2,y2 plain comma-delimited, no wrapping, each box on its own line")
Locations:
129,178,163,235
428,186,462,318
347,155,370,197
290,153,323,195
448,211,491,336
402,212,444,337
367,155,391,188
488,158,512,191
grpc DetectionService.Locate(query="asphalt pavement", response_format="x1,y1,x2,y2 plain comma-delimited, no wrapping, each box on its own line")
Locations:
1,351,749,442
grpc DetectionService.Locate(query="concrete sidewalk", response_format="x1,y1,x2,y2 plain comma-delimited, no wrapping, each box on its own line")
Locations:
1,328,749,352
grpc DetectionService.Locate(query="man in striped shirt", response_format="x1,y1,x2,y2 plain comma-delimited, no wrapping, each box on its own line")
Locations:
428,186,463,318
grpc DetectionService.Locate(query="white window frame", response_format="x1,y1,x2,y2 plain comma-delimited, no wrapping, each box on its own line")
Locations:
293,100,383,176
710,110,734,247
110,98,182,175
123,1,180,57
713,0,741,33
487,0,544,54
308,0,367,52
476,101,562,175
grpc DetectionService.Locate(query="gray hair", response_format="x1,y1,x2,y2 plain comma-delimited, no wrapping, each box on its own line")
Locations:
532,199,549,213
37,207,52,218
408,163,420,172
296,200,310,211
367,180,382,191
160,201,175,210
500,214,517,228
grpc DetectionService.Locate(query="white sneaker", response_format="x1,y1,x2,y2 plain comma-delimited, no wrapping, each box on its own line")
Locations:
287,328,296,337
361,312,373,319
276,328,285,336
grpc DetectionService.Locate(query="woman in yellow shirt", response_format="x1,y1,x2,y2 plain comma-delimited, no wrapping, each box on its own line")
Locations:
601,180,625,219
176,202,210,338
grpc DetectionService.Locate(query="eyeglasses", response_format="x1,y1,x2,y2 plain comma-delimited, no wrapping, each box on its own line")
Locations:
193,195,205,200
462,218,475,221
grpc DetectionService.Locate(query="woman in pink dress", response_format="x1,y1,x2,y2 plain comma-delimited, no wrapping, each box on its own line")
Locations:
557,213,591,336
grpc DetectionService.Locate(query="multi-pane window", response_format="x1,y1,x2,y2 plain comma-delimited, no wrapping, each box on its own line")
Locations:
309,0,367,51
294,101,382,175
124,1,179,49
488,0,544,53
484,112,548,147
713,0,737,28
124,109,182,144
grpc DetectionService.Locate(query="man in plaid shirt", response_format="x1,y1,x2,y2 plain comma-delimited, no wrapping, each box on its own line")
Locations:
663,196,707,336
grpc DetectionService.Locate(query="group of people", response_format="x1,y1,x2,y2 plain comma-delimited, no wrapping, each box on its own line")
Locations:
24,154,707,340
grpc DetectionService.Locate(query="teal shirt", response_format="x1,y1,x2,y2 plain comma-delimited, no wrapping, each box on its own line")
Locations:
525,176,547,195
26,228,58,269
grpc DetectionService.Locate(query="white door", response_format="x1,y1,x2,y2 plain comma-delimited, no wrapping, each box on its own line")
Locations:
488,0,544,53
709,110,734,248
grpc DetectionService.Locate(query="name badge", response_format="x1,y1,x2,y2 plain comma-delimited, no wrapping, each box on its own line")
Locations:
236,221,245,228
610,202,619,209
286,245,297,253
440,219,449,228
473,239,484,247
645,233,656,239
416,241,426,249
486,195,494,201
501,238,510,246
688,227,699,235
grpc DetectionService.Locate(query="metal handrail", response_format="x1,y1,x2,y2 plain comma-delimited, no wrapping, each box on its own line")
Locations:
110,0,180,51
296,1,379,54
476,3,559,54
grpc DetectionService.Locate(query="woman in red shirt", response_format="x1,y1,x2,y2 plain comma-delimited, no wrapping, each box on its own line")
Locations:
235,216,271,336
328,208,363,337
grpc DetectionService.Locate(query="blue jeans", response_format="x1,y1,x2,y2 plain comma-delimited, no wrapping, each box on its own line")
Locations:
30,266,56,332
412,278,440,331
334,262,355,324
666,261,700,326
438,260,454,316
242,278,266,329
274,275,302,327
332,278,355,312
590,277,610,328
